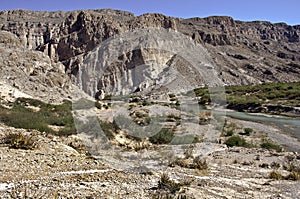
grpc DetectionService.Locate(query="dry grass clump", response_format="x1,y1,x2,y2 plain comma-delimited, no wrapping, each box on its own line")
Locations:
153,173,194,199
269,168,300,181
269,170,283,180
169,156,208,170
2,133,36,150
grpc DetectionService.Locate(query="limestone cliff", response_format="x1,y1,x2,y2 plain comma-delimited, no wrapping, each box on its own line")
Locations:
0,9,299,98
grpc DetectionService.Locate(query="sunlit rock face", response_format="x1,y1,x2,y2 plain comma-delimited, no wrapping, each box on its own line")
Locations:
75,28,223,97
1,9,300,98
0,31,71,103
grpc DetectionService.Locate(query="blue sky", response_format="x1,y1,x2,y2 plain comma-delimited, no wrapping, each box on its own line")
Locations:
0,0,299,25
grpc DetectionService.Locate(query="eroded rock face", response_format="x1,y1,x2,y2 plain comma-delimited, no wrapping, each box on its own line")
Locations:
0,9,300,98
0,31,71,103
75,28,223,97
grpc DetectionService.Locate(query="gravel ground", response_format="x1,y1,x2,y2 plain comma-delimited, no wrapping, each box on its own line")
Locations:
1,119,300,198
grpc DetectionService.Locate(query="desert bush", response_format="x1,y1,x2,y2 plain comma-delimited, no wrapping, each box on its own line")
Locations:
284,164,300,181
103,94,112,100
0,98,75,136
149,128,175,144
129,96,141,103
158,173,181,194
285,171,300,181
168,93,176,98
241,128,253,136
169,93,177,102
170,156,208,171
183,145,195,159
3,133,36,150
225,130,234,137
224,135,247,147
198,94,211,105
130,109,151,126
269,169,300,181
99,120,119,139
191,156,208,170
270,162,281,169
199,111,212,125
287,164,300,173
68,142,87,154
269,170,283,180
166,114,181,122
261,139,282,152
142,100,152,106
57,125,77,136
227,122,237,129
169,158,189,168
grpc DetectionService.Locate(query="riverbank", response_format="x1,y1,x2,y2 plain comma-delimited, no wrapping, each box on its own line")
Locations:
223,110,300,149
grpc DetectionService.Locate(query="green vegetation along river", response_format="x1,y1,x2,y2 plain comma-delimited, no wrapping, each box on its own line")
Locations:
223,110,300,148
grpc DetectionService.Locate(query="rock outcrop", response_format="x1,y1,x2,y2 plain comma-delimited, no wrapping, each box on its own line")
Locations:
0,9,300,98
0,31,71,103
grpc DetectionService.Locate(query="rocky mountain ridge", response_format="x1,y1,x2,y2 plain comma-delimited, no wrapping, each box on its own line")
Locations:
0,9,300,99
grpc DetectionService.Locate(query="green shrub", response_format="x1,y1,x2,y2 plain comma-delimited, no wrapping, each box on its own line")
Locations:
72,98,103,110
0,98,75,136
239,128,253,136
99,120,119,139
57,125,77,136
225,135,247,147
15,97,46,107
198,94,211,105
261,139,282,152
0,107,52,133
244,128,253,135
192,82,300,113
103,94,112,100
149,128,175,144
225,130,234,137
129,109,151,126
142,101,152,106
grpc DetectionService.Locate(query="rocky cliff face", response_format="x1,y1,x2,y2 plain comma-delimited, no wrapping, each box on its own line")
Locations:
0,30,71,103
0,9,299,98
